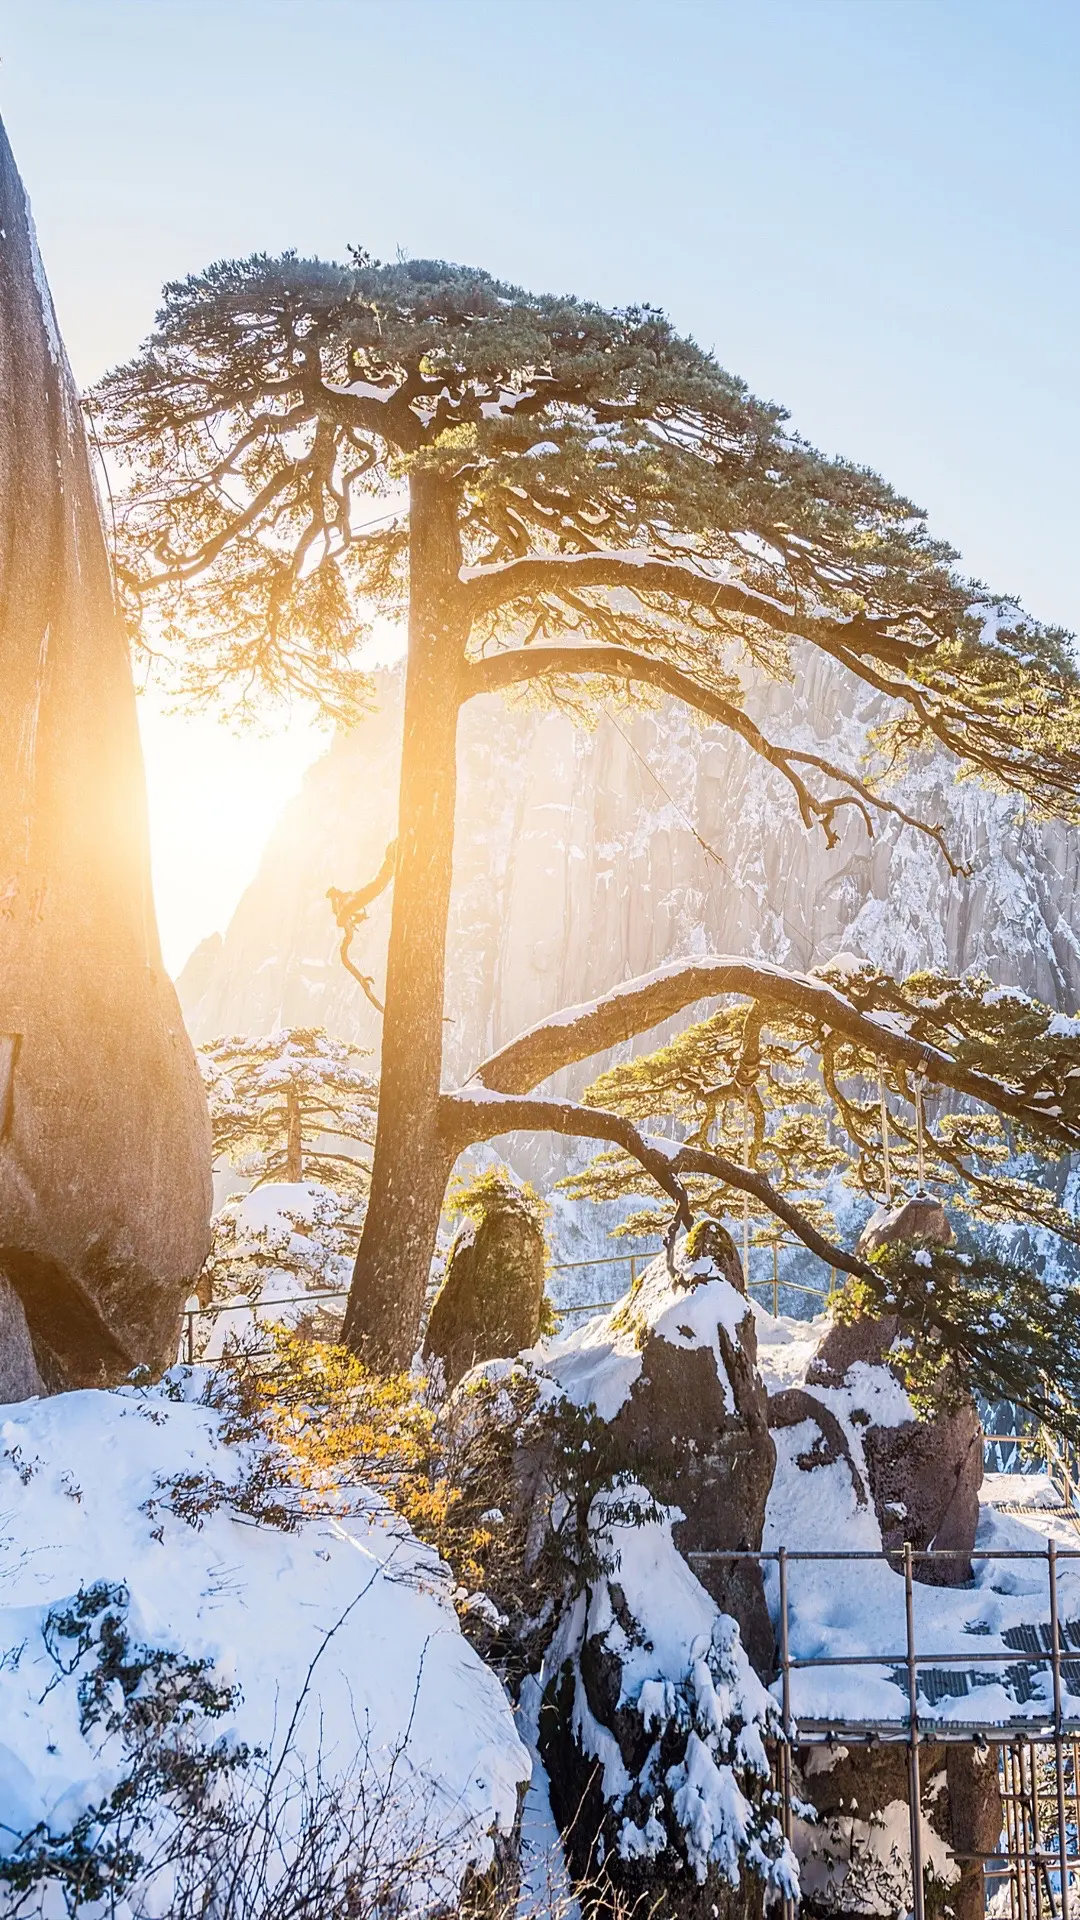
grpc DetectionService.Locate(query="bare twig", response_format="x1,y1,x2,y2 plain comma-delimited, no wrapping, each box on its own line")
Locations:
328,839,397,1014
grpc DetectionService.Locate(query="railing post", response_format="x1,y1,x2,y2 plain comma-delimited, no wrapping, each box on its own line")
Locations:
904,1542,926,1920
778,1545,794,1920
772,1242,779,1317
185,1309,194,1366
1049,1539,1072,1920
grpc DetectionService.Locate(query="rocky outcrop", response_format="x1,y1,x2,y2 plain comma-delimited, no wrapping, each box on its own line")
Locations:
760,1302,992,1915
599,1222,776,1676
0,119,211,1389
423,1176,548,1389
793,1739,1000,1920
806,1308,983,1589
480,1232,792,1915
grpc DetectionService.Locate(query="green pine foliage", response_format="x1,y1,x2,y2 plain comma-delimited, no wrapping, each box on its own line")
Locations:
564,960,1080,1435
88,255,1080,822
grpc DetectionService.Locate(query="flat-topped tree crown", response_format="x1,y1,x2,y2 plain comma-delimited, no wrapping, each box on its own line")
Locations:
93,253,1080,821
90,252,1080,1368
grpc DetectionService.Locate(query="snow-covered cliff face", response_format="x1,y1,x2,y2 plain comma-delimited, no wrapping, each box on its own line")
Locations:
178,655,1080,1192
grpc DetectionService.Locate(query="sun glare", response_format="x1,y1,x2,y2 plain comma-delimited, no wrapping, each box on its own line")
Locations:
137,694,324,979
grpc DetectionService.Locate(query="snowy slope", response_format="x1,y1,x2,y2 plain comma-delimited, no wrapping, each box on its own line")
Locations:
0,1376,529,1914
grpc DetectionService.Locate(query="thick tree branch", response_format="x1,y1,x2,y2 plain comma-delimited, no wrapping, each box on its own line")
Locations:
439,1088,866,1277
465,955,1080,1151
440,1090,693,1230
132,466,300,588
458,549,898,654
465,642,961,868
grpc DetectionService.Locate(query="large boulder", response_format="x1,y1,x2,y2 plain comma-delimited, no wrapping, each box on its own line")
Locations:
0,119,211,1390
809,1193,981,1589
423,1170,548,1389
499,1225,789,1916
759,1281,994,1916
793,1739,999,1920
597,1220,776,1676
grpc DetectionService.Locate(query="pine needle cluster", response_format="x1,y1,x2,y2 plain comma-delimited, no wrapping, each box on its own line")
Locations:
88,255,1080,822
565,960,1080,1433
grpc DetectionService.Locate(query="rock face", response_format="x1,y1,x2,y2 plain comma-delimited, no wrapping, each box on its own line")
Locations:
793,1740,1000,1920
834,1200,981,1587
0,120,211,1389
517,1233,788,1917
178,652,1080,1201
806,1312,983,1588
602,1222,776,1676
759,1307,993,1914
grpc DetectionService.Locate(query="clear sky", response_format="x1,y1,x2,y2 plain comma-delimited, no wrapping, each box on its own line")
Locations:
1,0,1077,970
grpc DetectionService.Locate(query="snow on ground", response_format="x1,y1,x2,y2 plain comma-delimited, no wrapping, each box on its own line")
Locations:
0,1374,529,1913
515,1677,580,1920
754,1302,1080,1731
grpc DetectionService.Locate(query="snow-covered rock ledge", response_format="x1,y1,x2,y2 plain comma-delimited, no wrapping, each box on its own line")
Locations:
0,1373,529,1915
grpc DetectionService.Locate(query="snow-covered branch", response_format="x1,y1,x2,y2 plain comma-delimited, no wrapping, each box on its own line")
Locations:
461,956,1080,1150
465,643,960,864
439,1086,866,1276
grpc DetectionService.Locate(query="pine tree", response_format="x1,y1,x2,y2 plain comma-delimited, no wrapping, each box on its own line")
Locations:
89,257,1080,1365
561,961,1080,1435
198,1031,377,1319
201,1028,377,1196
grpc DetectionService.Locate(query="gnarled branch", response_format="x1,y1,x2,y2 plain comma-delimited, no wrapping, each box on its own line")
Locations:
439,1087,866,1278
465,642,962,869
328,839,397,1014
464,955,1080,1152
459,549,894,651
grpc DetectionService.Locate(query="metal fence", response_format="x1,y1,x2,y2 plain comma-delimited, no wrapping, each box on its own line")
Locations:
549,1239,840,1322
689,1543,1080,1920
178,1240,840,1359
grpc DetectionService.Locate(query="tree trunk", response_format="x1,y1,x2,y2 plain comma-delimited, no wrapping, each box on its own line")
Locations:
285,1082,303,1183
342,473,465,1367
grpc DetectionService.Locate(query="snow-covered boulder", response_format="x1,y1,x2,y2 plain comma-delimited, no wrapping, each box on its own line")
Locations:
528,1221,776,1673
0,1375,529,1915
754,1302,1021,1918
465,1226,792,1915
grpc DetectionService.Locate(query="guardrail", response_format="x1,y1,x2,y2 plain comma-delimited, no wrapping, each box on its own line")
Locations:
549,1240,839,1322
689,1543,1080,1920
179,1239,840,1361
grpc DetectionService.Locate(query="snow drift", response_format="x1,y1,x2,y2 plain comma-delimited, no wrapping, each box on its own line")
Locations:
0,1374,529,1915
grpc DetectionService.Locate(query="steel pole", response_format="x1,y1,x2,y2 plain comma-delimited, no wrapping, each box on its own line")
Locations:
1049,1540,1072,1920
904,1543,926,1920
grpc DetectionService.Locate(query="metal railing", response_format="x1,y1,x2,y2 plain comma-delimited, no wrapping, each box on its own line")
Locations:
689,1543,1080,1920
549,1239,839,1322
179,1239,838,1359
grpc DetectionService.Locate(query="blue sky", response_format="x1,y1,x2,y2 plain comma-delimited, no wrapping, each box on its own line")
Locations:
2,0,1077,964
